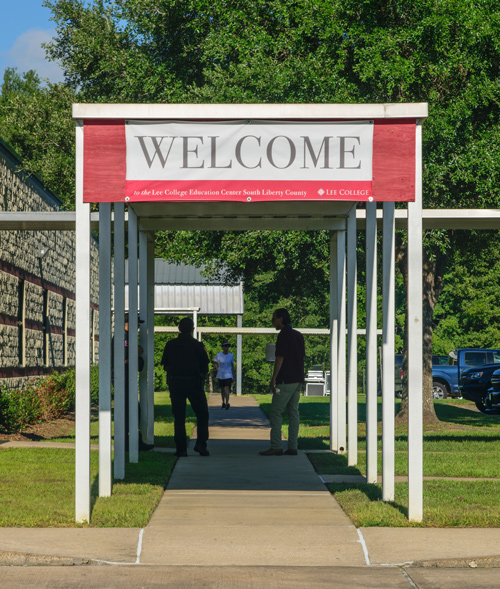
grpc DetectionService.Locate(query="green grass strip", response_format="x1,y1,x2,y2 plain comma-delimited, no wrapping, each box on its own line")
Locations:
0,390,196,527
91,451,176,527
329,480,500,527
0,447,175,527
308,449,500,478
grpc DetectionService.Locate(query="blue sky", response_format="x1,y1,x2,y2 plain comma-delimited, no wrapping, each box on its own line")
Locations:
0,0,65,84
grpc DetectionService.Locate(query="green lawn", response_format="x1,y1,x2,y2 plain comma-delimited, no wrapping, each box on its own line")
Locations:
0,447,175,527
0,391,194,527
328,480,500,527
5,392,500,527
253,393,500,527
48,391,195,447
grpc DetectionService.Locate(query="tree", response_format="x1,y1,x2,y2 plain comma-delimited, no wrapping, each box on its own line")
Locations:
43,0,500,420
433,231,500,352
0,68,76,209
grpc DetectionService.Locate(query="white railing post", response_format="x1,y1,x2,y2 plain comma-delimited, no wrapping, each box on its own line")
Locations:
139,229,148,444
347,208,358,466
382,202,395,501
128,206,139,463
329,230,338,452
366,202,378,484
98,203,112,497
408,121,424,522
237,315,243,396
336,228,347,453
113,204,126,479
75,120,91,522
146,234,155,444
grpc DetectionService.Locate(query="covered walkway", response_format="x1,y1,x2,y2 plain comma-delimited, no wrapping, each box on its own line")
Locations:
74,102,428,524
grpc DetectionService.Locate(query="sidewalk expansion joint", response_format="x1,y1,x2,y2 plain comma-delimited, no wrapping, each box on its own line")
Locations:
356,528,371,566
400,568,420,589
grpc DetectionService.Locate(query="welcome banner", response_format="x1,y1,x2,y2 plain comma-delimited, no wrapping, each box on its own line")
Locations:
82,117,416,203
124,121,374,202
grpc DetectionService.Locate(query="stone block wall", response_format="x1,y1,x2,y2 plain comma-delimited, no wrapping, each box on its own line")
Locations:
0,139,99,389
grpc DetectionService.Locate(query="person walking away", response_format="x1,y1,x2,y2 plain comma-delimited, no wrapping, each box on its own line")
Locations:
161,317,210,457
214,341,235,410
259,308,305,456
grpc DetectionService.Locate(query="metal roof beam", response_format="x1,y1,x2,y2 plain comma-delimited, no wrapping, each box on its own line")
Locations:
138,217,347,231
156,326,380,335
1,208,500,231
355,209,500,230
0,211,100,231
73,102,429,120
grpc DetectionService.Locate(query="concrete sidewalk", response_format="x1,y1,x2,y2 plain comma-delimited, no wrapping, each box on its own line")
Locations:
140,394,364,567
2,394,500,587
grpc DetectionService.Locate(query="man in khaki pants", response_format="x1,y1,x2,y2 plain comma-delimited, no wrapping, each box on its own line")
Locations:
259,308,305,456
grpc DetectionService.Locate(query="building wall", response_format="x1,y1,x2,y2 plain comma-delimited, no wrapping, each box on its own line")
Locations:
0,139,99,389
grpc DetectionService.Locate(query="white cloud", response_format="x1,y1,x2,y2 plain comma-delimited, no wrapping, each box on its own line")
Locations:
1,28,65,84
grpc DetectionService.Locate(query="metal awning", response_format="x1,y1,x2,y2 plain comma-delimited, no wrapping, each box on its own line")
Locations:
124,259,244,315
2,208,500,231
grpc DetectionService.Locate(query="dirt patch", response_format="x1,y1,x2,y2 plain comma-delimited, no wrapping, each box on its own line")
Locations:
448,403,480,412
0,412,76,442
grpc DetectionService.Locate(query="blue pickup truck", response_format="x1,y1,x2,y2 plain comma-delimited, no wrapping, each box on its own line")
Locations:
432,348,500,400
395,354,448,398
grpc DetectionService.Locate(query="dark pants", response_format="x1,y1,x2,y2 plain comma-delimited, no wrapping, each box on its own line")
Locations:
169,377,209,452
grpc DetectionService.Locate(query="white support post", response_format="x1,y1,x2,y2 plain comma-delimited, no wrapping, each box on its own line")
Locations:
128,207,139,463
91,309,96,364
236,315,243,395
408,121,424,522
347,208,358,466
365,202,378,484
382,202,396,501
113,204,126,479
146,233,155,444
329,231,338,452
98,203,112,497
336,229,347,453
193,310,198,339
75,120,91,523
139,230,148,444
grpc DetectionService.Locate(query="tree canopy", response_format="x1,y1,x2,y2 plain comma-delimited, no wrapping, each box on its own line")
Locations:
3,0,500,398
44,0,500,208
433,231,500,352
0,68,75,208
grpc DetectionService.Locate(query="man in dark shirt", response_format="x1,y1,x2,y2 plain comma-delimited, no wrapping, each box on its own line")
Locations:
161,317,210,457
260,308,305,456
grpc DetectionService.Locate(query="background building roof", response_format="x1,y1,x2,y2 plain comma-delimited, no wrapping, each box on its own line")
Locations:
124,259,244,315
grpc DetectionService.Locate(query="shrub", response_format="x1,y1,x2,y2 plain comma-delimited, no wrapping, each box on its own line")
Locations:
155,365,167,391
0,364,103,433
0,382,42,432
51,368,76,400
90,364,100,406
25,375,73,420
51,365,100,407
